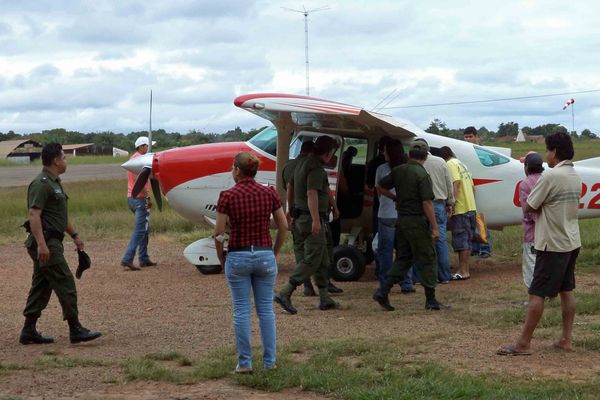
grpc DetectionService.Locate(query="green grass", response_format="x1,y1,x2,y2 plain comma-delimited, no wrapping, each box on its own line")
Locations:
483,140,600,162
121,339,600,399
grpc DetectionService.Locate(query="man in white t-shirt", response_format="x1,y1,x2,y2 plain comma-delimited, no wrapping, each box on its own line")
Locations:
498,132,581,356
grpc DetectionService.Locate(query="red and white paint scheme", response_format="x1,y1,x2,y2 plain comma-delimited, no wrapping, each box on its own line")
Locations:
123,93,600,280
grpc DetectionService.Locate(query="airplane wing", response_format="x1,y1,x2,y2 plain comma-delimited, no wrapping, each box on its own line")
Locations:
234,93,418,140
574,156,600,169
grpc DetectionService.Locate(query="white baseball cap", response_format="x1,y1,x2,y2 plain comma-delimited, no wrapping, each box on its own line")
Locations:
134,136,157,148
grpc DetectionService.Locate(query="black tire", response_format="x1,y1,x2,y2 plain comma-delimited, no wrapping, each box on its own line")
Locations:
195,265,222,275
330,245,366,282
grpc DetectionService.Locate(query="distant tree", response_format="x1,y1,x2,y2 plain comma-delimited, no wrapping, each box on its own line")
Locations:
580,128,597,139
425,119,449,136
497,122,519,137
0,130,20,141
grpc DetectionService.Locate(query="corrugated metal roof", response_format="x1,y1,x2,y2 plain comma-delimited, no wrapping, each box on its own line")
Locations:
0,140,41,158
62,143,94,150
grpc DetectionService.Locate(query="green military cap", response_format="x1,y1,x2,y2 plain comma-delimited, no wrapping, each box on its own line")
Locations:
410,138,429,152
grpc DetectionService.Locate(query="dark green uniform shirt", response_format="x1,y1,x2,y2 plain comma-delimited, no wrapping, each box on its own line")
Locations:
282,157,302,188
292,154,330,214
27,168,69,233
379,160,434,216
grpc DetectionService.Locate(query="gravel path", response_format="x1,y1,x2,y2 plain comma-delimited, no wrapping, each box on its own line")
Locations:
1,238,600,398
0,164,125,187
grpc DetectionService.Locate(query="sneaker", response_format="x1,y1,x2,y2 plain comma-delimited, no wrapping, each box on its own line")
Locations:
234,365,253,374
140,260,158,267
121,261,141,271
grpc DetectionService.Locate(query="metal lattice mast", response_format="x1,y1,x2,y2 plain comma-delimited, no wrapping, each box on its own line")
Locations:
283,5,329,96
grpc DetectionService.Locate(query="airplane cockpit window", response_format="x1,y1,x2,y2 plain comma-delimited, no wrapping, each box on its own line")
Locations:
474,146,510,167
248,126,277,156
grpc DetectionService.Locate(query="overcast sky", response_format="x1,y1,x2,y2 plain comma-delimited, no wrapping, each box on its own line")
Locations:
1,0,598,135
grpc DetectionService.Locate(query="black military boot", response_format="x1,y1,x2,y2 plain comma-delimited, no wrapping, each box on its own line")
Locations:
318,287,339,310
19,316,54,345
327,280,343,294
372,280,395,311
303,279,317,297
68,318,102,344
424,287,450,310
274,283,298,314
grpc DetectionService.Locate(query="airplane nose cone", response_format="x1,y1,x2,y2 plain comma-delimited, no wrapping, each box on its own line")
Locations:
121,153,153,174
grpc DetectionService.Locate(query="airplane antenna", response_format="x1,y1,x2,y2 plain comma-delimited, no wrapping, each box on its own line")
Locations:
371,88,397,112
282,5,330,96
148,90,153,153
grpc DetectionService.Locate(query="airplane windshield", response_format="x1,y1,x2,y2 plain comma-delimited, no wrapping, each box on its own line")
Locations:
248,126,277,156
474,146,510,167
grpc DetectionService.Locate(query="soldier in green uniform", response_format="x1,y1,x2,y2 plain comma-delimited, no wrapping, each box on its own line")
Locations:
373,138,450,311
283,140,343,297
275,135,339,313
20,143,102,345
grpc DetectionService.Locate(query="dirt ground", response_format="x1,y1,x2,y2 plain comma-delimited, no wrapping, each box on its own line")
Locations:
2,238,600,399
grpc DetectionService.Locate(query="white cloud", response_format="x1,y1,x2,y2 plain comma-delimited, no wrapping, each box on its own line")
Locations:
0,0,599,134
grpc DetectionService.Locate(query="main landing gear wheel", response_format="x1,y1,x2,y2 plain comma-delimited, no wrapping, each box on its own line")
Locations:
330,245,366,282
195,265,222,275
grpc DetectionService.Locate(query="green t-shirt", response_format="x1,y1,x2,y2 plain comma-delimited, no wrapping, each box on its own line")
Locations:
27,168,68,233
293,154,330,213
379,160,434,216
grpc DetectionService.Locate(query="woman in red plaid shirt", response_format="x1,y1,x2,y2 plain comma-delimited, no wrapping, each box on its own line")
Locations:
214,152,288,374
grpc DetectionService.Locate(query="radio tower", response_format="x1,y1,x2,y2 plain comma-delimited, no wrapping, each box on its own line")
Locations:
283,5,329,96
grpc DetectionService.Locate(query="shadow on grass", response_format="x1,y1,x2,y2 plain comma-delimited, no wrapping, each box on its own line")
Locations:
121,339,599,399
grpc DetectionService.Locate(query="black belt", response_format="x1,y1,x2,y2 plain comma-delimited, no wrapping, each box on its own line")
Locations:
228,245,272,253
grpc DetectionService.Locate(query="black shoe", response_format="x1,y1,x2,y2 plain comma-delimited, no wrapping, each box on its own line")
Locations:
318,298,339,310
140,260,158,267
303,285,317,297
401,287,416,294
19,329,54,345
327,282,343,294
121,261,141,271
273,294,297,315
70,325,102,344
425,300,451,310
372,292,395,311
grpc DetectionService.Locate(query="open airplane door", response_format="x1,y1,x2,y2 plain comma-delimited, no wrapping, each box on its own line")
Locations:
234,93,420,281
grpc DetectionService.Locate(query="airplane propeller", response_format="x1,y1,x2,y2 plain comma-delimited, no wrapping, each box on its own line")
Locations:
131,167,163,211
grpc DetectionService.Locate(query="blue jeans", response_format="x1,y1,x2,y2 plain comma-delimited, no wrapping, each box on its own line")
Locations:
404,202,452,285
375,218,396,289
225,250,278,369
122,197,150,264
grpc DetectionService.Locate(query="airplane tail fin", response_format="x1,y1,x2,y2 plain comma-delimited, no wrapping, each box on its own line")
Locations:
574,157,600,169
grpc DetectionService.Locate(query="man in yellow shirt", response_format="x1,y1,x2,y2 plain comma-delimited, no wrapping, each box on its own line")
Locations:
439,146,476,280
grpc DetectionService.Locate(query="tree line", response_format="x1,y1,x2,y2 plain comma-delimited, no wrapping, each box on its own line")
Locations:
1,120,597,150
0,126,267,152
425,119,597,140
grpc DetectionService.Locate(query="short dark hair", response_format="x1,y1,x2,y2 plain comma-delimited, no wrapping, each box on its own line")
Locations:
463,126,478,136
439,146,455,161
300,140,315,154
313,135,337,156
385,139,406,168
545,132,574,161
409,148,427,160
41,143,63,166
526,164,545,174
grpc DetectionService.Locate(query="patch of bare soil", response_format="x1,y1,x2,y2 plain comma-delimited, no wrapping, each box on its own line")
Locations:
1,238,600,399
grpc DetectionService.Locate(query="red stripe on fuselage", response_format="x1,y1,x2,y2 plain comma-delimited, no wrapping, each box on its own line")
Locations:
473,178,501,186
153,142,276,195
234,93,359,110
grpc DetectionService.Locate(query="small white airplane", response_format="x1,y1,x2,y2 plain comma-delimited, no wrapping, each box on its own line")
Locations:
123,93,600,280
